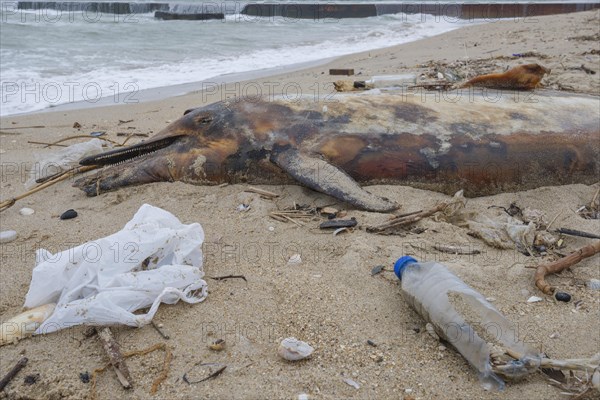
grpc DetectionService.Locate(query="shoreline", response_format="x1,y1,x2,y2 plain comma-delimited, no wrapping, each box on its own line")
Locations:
0,10,599,400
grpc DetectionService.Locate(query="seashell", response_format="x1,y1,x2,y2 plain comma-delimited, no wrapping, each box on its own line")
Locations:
19,207,34,216
527,296,543,303
209,339,226,351
343,377,360,389
278,337,313,361
287,254,302,265
0,230,17,244
592,369,599,392
0,303,56,346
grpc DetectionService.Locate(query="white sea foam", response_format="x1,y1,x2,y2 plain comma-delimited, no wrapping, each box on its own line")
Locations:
0,8,477,116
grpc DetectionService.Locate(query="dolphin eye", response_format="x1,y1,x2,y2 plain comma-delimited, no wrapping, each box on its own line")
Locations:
196,115,213,124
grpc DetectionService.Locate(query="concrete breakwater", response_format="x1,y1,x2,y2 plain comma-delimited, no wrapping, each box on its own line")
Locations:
12,1,600,19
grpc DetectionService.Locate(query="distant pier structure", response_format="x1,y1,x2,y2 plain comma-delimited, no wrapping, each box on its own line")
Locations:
12,2,600,19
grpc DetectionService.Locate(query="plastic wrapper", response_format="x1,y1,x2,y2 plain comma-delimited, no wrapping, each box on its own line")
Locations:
23,204,208,335
25,139,105,189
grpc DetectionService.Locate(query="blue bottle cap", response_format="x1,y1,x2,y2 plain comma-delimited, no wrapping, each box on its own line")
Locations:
394,256,418,280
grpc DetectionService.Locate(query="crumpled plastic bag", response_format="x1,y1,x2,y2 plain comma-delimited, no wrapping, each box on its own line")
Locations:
25,139,105,189
467,215,536,251
24,204,208,335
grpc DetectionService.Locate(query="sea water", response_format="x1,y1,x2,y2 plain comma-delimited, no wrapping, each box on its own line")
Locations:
0,1,478,116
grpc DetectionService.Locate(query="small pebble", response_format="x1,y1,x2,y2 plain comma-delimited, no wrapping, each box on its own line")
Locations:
0,230,17,244
19,207,34,216
527,296,543,303
60,209,78,220
79,371,90,383
268,226,275,232
367,339,377,347
549,332,560,339
371,265,384,276
298,394,309,400
23,374,39,385
89,131,105,137
554,292,571,302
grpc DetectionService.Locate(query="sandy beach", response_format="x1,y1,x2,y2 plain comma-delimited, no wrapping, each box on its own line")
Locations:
1,9,599,400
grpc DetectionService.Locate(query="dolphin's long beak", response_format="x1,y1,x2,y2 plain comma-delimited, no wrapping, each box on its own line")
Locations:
79,135,185,166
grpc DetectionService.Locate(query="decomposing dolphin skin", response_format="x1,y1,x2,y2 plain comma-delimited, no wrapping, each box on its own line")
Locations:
76,90,600,212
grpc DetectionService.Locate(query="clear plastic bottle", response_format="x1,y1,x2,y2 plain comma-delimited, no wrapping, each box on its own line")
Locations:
353,74,417,89
394,256,540,391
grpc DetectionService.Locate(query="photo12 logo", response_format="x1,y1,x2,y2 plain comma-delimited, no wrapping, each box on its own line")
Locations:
1,81,139,107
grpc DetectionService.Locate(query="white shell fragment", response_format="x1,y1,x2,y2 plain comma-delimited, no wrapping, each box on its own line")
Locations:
278,337,314,361
343,378,360,389
19,207,34,216
587,279,600,291
0,303,56,346
527,296,543,303
287,254,302,266
0,230,17,244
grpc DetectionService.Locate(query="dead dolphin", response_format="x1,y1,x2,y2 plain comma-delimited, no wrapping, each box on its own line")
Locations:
76,90,600,212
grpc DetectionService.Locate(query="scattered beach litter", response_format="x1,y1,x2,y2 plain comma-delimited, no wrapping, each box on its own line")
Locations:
0,204,207,345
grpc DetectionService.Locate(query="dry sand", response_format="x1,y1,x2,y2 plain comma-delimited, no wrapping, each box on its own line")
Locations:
1,10,599,400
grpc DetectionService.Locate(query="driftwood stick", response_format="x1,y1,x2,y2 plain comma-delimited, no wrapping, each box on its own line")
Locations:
0,165,98,212
245,186,279,198
0,357,28,391
534,241,600,294
367,203,447,233
98,327,133,389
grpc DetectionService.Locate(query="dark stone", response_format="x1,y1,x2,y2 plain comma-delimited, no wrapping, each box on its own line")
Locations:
555,292,571,302
24,374,39,385
319,218,357,229
79,371,90,384
60,209,78,220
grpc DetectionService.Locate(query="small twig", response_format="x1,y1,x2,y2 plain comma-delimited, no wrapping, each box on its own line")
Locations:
183,363,227,384
556,228,600,240
43,135,121,148
0,125,45,130
546,210,563,231
433,244,480,255
245,186,279,199
27,140,68,147
91,343,171,399
534,241,600,294
151,321,170,340
98,327,133,389
367,203,447,233
0,165,98,212
0,357,28,391
209,274,247,282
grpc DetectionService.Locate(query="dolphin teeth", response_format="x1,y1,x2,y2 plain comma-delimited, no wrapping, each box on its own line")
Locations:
79,136,182,166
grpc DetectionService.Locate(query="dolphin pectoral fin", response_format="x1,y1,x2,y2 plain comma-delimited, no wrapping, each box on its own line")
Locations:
271,147,399,212
74,155,176,196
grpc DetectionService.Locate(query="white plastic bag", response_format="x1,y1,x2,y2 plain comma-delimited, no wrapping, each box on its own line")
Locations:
25,139,105,189
24,204,208,335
